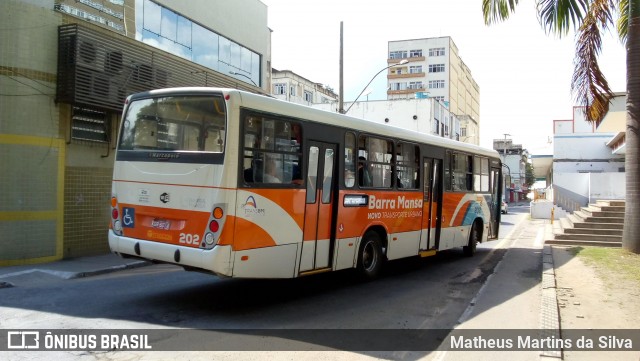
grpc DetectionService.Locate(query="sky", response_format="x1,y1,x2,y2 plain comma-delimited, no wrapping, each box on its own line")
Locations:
260,0,627,153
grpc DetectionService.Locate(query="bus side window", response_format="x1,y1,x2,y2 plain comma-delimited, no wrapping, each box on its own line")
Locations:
244,158,263,183
362,136,392,188
466,155,473,191
242,114,303,187
444,150,452,191
358,156,372,187
344,132,356,188
396,142,419,190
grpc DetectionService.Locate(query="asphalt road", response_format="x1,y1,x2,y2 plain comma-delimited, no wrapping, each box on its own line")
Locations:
0,208,528,359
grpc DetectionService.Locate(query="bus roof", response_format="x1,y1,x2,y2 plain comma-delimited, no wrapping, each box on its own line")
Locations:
129,87,500,159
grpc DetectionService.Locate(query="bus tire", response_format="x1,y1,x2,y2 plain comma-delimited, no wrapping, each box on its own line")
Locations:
463,222,480,257
357,231,384,280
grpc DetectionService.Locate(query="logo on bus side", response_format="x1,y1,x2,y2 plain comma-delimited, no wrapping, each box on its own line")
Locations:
368,195,423,210
160,192,170,204
241,196,265,217
366,195,423,220
244,196,257,208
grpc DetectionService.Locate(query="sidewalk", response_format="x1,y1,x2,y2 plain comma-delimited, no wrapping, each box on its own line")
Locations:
432,215,552,361
436,216,640,360
0,254,149,288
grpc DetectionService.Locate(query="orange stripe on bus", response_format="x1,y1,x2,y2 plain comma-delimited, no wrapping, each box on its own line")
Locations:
441,193,466,227
248,188,306,230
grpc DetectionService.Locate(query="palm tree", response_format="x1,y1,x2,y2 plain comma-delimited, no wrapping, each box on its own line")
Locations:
482,0,640,253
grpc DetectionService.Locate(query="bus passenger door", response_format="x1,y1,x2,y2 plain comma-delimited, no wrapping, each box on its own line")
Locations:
420,158,442,250
299,141,337,273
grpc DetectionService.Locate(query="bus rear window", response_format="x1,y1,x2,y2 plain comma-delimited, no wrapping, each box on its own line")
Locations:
119,95,226,152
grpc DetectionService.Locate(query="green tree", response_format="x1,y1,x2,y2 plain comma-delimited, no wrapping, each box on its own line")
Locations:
482,0,640,253
525,161,536,188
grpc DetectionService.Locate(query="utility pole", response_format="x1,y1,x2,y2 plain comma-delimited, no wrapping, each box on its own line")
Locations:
502,134,511,159
339,21,344,114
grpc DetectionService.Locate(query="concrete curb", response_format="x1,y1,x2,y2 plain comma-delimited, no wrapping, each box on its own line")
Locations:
0,258,152,287
67,260,151,279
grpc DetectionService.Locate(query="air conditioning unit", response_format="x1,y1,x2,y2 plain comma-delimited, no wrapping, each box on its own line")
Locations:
76,41,102,71
104,50,123,74
130,63,153,84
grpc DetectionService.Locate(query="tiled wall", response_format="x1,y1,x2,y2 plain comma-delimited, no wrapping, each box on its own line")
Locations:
0,142,61,261
1,1,116,262
63,167,113,257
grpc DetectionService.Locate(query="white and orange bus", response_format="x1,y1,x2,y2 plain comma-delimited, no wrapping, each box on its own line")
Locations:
109,87,502,279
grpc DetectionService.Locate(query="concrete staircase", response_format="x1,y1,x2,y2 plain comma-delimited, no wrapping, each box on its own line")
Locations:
548,200,624,247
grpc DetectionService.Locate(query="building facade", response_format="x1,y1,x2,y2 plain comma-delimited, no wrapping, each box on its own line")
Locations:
387,37,480,129
552,103,626,210
271,69,338,106
493,138,528,202
0,0,271,265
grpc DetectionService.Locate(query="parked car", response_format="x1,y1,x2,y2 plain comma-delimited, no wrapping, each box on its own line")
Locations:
501,201,508,214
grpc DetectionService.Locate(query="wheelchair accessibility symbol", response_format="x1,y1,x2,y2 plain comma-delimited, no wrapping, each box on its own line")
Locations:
123,207,135,228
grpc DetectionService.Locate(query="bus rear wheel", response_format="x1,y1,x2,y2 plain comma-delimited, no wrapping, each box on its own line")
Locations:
357,231,384,280
463,222,480,257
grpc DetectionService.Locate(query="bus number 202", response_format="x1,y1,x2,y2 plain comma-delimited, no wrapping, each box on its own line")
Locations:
179,233,200,245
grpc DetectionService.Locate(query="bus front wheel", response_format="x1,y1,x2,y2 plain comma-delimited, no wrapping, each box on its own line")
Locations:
357,231,384,280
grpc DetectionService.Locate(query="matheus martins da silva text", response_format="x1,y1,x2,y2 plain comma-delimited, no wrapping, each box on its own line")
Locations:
450,335,633,350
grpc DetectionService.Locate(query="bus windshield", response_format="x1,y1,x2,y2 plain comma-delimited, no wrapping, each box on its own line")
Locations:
119,95,226,153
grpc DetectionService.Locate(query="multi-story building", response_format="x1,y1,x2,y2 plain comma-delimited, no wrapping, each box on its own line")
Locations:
493,138,528,202
271,69,338,105
387,37,480,132
0,0,270,265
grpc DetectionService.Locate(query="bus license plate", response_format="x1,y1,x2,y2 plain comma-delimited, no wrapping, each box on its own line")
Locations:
151,218,171,230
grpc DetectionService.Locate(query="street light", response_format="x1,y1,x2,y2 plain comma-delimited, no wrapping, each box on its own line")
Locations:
344,59,409,114
229,71,258,87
